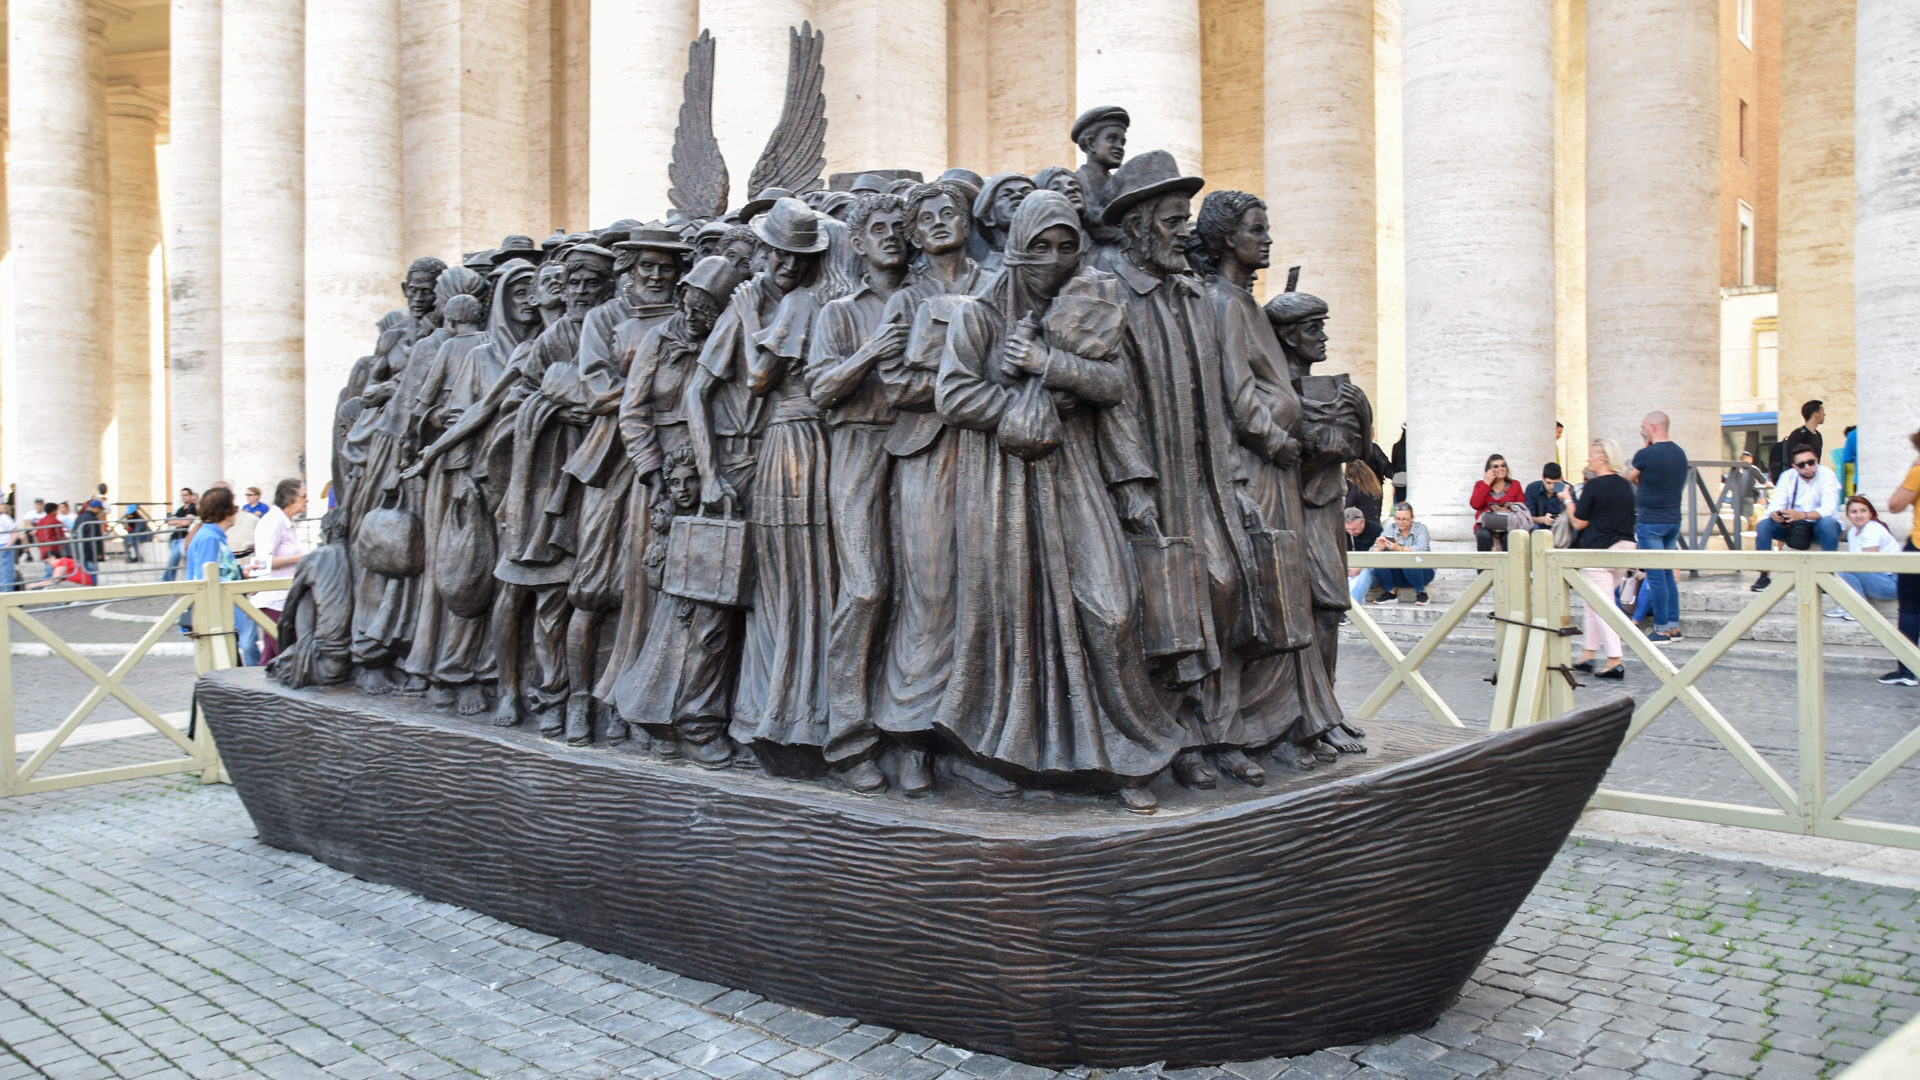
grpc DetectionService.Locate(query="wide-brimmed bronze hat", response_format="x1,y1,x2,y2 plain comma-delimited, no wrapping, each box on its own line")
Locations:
738,186,797,222
751,197,831,254
495,234,545,263
461,249,498,273
1071,105,1131,145
681,254,745,307
612,224,693,254
1100,150,1204,226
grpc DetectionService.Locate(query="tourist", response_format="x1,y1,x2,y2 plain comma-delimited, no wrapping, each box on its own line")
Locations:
1878,429,1920,687
1525,463,1568,528
1561,438,1637,679
1778,399,1825,481
71,499,104,578
1368,503,1434,606
251,479,307,665
1824,495,1899,621
1470,454,1527,552
121,503,151,563
32,501,66,565
161,489,197,582
241,486,270,519
185,487,258,665
1345,461,1383,525
1344,507,1383,605
0,504,15,593
1751,446,1844,590
1624,410,1688,642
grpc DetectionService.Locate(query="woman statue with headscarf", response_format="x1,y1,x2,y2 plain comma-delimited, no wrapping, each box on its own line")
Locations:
932,190,1185,813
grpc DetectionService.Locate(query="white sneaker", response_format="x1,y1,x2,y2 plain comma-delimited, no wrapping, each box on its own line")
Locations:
1373,595,1399,605
1824,609,1856,622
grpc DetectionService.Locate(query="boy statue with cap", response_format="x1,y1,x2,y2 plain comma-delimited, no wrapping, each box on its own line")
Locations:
1071,105,1130,219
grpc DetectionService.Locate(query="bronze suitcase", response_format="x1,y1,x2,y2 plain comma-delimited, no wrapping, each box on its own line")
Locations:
1131,534,1205,659
1236,524,1314,657
663,502,753,609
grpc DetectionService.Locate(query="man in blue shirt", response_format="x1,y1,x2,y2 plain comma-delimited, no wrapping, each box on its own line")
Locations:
1524,463,1569,527
1624,411,1688,642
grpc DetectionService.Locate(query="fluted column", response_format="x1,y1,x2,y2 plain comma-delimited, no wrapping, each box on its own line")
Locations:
1265,0,1377,404
169,0,224,490
108,89,165,503
400,0,532,259
1855,0,1920,527
700,0,815,198
307,0,404,499
985,0,1074,174
820,0,947,180
222,0,306,487
1077,0,1203,175
1585,0,1719,461
7,0,107,500
1401,0,1555,543
589,0,697,221
1778,0,1854,446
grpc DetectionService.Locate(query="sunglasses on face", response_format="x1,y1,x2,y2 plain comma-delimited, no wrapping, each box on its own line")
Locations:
1794,460,1818,469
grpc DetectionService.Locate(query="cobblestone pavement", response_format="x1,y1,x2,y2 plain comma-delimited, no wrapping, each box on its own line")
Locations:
2,775,1916,1080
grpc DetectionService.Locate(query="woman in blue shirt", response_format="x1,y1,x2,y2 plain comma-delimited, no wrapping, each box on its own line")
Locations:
184,487,259,665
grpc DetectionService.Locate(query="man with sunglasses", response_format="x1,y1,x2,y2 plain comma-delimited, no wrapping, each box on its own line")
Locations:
1751,447,1843,590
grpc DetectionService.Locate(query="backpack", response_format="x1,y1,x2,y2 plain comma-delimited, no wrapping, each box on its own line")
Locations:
1766,439,1786,483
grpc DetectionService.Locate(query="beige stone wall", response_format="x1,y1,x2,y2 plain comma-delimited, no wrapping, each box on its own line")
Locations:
986,0,1076,175
821,0,948,180
948,0,991,170
1372,0,1403,443
1200,0,1264,212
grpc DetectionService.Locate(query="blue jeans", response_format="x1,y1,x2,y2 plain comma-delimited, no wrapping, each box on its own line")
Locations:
236,610,260,666
1635,521,1681,632
162,537,185,582
1755,514,1843,553
1837,570,1898,602
0,546,13,592
1378,568,1434,593
1349,569,1375,602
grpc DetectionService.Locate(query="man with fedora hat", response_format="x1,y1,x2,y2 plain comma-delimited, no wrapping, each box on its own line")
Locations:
556,223,692,744
1098,148,1284,790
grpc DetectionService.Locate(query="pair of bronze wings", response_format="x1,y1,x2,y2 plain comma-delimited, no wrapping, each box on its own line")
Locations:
668,24,828,220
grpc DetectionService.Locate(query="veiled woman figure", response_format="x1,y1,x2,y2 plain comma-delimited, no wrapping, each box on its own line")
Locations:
933,190,1185,813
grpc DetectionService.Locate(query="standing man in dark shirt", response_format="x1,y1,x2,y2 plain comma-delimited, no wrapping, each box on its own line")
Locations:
1779,400,1825,481
1624,411,1688,642
161,489,197,583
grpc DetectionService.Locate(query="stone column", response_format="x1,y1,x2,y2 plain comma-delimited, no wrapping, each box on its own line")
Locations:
307,0,404,500
1400,0,1556,543
1585,0,1719,463
1076,0,1203,175
1855,0,1920,525
1777,0,1853,446
985,0,1074,174
169,0,224,491
108,89,165,504
7,0,107,501
700,0,815,198
222,0,306,487
820,0,947,180
1264,0,1378,406
400,0,532,259
88,8,118,496
589,0,697,221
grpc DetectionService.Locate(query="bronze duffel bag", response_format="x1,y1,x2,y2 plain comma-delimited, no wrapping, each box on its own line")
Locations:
1234,523,1314,657
1131,534,1205,660
354,489,424,578
435,477,496,618
663,499,753,609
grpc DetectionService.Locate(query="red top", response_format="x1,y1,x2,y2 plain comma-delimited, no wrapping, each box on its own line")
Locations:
1470,480,1525,525
32,512,64,547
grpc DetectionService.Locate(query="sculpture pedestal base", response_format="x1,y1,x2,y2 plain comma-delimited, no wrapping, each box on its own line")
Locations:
199,669,1627,1067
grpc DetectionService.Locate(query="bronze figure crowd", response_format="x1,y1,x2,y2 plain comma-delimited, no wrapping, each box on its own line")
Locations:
274,103,1374,813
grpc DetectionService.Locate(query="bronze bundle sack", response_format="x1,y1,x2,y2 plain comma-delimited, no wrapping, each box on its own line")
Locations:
997,375,1062,461
663,498,753,609
435,477,496,618
1234,524,1314,657
354,489,424,578
1039,294,1125,358
1131,534,1205,660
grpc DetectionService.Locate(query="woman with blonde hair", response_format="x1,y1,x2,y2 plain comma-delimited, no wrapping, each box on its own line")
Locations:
1559,437,1637,678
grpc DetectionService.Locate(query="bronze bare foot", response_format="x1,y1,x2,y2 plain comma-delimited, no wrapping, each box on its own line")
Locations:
426,683,457,709
1324,726,1366,754
401,672,429,695
355,666,396,696
1270,741,1317,771
1340,720,1366,739
1308,738,1339,763
1215,748,1266,787
489,695,521,727
455,684,488,716
1173,748,1219,789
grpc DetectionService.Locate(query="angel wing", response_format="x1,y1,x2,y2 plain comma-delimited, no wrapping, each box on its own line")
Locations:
747,22,828,196
668,30,729,219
